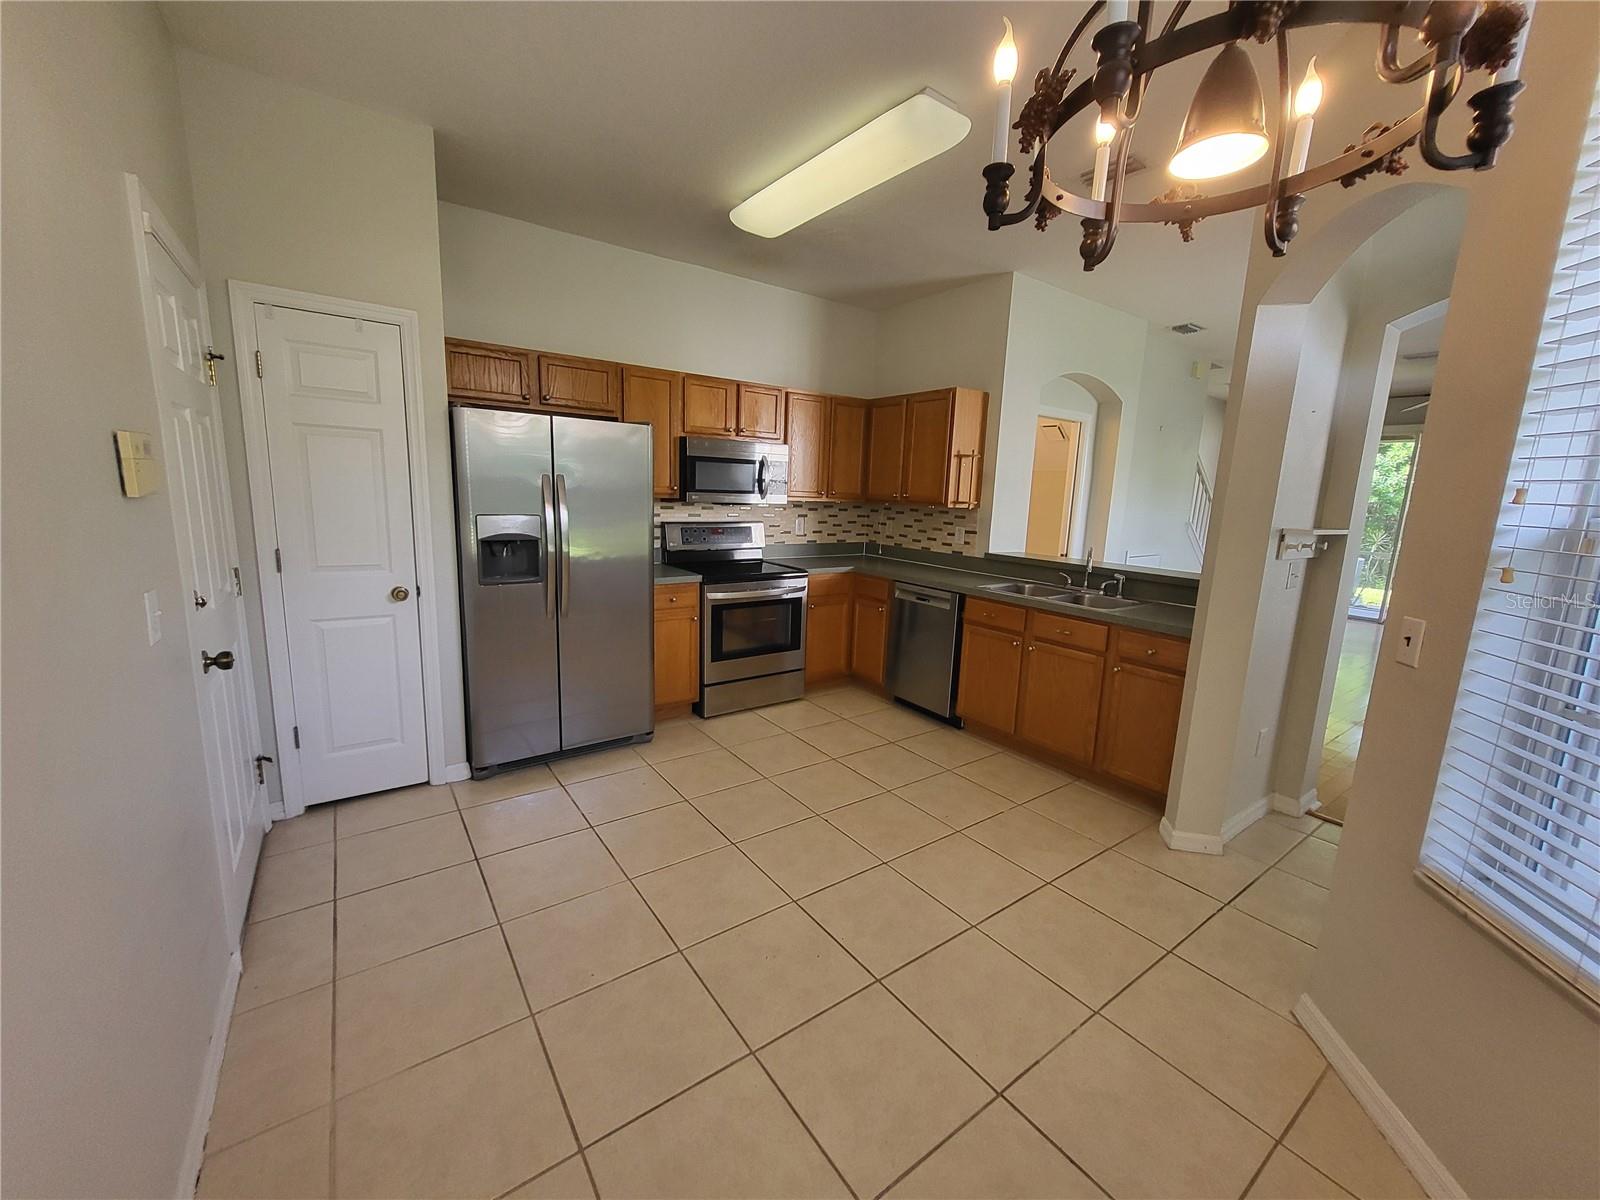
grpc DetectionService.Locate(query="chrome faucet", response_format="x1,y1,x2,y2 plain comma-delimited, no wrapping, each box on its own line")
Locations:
1102,572,1128,598
1058,547,1095,591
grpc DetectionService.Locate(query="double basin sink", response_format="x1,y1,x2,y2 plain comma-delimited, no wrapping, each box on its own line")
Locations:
981,580,1145,611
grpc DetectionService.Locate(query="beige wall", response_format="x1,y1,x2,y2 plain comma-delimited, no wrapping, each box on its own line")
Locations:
175,50,464,779
1,5,231,1195
440,202,880,397
1307,8,1600,1196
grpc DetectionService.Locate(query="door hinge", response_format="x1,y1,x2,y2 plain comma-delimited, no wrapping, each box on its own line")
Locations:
292,726,301,750
255,350,264,379
274,547,283,573
232,566,243,596
253,754,274,785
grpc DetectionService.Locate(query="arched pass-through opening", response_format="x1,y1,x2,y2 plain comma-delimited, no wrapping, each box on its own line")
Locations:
1163,183,1469,852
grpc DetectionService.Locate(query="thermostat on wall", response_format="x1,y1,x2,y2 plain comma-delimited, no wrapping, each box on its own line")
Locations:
113,430,162,498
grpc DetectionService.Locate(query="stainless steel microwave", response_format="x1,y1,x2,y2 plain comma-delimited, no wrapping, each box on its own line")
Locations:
679,436,789,505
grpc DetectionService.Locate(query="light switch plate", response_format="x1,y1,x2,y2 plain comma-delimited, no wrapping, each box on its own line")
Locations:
143,590,162,645
114,430,162,497
1396,616,1425,667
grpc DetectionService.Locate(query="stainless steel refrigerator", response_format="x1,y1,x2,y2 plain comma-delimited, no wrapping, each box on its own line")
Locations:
452,407,653,772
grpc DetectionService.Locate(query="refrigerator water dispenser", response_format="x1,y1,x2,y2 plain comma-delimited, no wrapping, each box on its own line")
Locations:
475,514,542,584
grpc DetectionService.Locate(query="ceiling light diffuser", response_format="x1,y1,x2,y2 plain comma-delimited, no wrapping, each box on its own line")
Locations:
730,89,971,238
1168,43,1268,181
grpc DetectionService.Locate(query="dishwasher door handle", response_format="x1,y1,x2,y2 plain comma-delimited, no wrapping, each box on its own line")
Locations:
894,585,954,609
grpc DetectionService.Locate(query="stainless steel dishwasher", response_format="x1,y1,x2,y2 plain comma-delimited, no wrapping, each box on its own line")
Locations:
885,583,964,719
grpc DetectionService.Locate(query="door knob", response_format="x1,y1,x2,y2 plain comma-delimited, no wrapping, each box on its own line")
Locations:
390,586,411,602
201,649,235,673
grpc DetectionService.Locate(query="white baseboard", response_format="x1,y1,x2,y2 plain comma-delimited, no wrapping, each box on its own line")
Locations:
178,949,242,1198
1159,816,1224,855
443,761,472,784
1293,995,1465,1200
1272,787,1320,816
1221,795,1271,842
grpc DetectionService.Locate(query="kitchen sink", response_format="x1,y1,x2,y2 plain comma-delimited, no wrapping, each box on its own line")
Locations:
982,580,1145,612
982,582,1078,599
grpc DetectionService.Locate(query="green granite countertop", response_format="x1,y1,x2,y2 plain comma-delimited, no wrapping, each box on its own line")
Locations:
768,553,1196,638
653,564,700,585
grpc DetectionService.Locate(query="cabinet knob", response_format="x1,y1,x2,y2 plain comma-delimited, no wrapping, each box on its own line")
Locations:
1011,640,1020,647
1027,645,1035,652
1113,665,1122,673
1146,647,1157,655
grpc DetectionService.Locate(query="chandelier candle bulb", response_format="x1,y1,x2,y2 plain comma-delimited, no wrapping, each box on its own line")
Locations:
1288,57,1322,175
992,18,1018,162
1092,119,1115,202
1106,0,1130,22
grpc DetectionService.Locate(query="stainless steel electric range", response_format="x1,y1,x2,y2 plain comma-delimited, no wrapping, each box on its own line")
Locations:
660,521,808,717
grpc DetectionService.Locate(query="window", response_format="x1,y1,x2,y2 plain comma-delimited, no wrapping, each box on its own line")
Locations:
1420,91,1600,1004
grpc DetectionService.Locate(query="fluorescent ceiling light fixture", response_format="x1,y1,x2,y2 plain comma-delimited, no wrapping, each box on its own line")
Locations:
730,89,970,238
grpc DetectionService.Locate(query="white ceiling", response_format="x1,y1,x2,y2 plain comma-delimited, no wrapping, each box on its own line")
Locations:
161,2,1352,365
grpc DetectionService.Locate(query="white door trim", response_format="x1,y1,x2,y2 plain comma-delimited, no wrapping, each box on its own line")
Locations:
227,280,447,816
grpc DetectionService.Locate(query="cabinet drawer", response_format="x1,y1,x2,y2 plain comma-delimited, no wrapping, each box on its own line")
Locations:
807,572,853,599
853,575,891,602
654,583,699,612
1026,610,1109,654
1114,627,1189,672
963,597,1026,634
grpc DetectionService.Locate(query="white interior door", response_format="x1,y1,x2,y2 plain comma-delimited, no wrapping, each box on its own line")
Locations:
254,304,428,804
134,194,265,946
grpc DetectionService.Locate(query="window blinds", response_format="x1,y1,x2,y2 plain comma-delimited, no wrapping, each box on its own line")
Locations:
1420,88,1600,1004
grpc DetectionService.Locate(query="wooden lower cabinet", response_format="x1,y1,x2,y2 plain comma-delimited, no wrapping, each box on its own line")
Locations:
1017,637,1104,764
850,578,890,686
653,585,700,712
1096,634,1188,794
956,622,1025,734
806,593,851,682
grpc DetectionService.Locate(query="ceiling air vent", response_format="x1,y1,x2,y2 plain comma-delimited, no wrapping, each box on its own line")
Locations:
1170,322,1205,335
1077,155,1148,189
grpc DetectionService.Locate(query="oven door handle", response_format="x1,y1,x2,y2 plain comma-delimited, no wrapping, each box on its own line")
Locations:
703,585,808,602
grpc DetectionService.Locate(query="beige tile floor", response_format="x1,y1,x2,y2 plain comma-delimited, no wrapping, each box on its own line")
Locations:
200,684,1418,1200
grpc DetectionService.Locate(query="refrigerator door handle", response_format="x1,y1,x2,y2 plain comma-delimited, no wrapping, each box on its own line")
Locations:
540,473,557,619
555,473,572,617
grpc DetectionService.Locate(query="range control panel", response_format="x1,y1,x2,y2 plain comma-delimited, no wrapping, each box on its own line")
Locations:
662,521,765,552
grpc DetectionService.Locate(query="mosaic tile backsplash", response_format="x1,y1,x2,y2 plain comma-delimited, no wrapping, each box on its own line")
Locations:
654,501,980,556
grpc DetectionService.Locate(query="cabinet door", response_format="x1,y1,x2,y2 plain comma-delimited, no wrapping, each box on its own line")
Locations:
622,366,681,498
828,400,869,500
785,393,829,500
682,376,737,435
866,399,907,501
955,623,1023,734
1096,662,1185,794
446,340,532,408
537,353,619,417
653,604,700,708
806,593,851,682
1017,638,1104,765
948,388,988,509
902,390,954,504
737,384,785,441
850,594,888,686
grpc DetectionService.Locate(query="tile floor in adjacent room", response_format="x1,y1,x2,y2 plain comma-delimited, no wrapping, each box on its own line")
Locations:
200,684,1419,1200
1316,619,1382,825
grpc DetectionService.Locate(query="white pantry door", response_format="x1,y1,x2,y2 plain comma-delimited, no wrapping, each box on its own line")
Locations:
254,305,428,803
138,211,265,944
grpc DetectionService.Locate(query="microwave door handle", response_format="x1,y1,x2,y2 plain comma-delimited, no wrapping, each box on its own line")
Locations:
555,474,571,618
757,455,768,500
540,473,556,619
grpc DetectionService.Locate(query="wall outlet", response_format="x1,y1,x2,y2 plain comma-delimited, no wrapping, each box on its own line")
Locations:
1254,727,1271,756
793,514,806,537
1285,561,1303,590
143,590,162,645
1396,616,1426,667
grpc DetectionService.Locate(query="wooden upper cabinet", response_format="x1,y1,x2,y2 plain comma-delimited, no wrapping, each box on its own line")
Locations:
682,376,737,435
866,398,908,501
827,400,869,500
736,384,785,441
902,390,955,504
537,353,619,418
785,393,829,500
622,366,682,499
446,339,532,408
947,387,988,509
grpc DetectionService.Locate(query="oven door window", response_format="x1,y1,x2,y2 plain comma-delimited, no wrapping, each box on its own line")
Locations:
688,457,758,496
709,596,803,661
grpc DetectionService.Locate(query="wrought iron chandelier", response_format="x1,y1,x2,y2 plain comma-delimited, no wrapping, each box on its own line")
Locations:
981,1,1530,270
